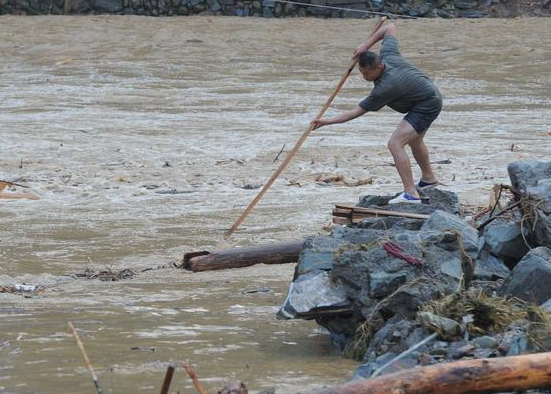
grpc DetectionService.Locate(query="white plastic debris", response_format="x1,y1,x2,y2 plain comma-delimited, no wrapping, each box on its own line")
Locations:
14,283,36,292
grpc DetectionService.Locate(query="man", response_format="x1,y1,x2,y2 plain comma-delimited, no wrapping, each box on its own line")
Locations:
312,23,441,204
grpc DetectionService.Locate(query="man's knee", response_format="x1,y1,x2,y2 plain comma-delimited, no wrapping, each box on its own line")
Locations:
387,137,403,153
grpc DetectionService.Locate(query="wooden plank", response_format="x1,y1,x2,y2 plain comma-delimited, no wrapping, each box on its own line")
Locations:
335,204,429,220
333,217,352,225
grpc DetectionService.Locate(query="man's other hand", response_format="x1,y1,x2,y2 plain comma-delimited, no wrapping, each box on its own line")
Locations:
311,118,331,129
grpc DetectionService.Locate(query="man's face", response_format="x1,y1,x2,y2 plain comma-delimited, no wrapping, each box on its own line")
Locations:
359,64,383,82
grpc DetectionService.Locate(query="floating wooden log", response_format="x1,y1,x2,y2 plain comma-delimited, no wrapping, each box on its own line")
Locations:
307,351,551,394
183,239,304,272
333,204,429,225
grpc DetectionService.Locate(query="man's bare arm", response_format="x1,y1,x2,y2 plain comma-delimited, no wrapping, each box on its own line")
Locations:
311,106,368,129
353,23,397,58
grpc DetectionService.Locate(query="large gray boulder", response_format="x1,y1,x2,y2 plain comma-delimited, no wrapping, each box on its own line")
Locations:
507,160,551,193
507,160,551,248
475,250,510,280
527,178,551,213
500,247,551,304
277,270,351,320
526,179,551,248
483,219,530,262
357,189,460,216
294,236,343,277
421,210,479,255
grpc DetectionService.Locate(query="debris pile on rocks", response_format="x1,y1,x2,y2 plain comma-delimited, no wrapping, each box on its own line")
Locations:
278,159,551,379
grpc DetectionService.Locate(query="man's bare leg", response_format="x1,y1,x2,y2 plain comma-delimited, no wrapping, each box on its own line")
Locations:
409,131,437,184
387,119,421,198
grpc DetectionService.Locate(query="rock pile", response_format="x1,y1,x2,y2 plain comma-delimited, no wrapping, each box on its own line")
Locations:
1,0,549,17
279,159,551,379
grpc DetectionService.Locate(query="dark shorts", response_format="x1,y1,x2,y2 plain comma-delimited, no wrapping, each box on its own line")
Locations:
404,95,442,133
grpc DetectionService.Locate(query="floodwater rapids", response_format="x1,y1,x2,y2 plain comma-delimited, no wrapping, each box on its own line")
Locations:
0,15,550,394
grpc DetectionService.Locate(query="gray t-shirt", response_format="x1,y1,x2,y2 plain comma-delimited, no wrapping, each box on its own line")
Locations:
359,36,441,114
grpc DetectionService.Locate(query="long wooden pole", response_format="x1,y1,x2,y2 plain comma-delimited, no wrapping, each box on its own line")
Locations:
218,16,387,248
68,322,104,394
307,351,551,394
183,363,208,394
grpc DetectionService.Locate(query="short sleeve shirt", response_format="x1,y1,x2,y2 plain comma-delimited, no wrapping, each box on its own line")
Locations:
359,35,440,114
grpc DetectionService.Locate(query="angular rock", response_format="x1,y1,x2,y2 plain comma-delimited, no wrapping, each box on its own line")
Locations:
483,219,530,261
369,272,407,298
505,333,528,356
421,210,479,254
507,160,551,193
454,0,476,8
381,283,442,319
418,312,462,340
436,8,455,17
500,247,551,304
341,2,368,18
357,216,425,231
295,236,343,276
449,342,475,359
473,335,498,349
475,249,510,280
526,179,551,247
277,270,351,320
354,352,419,379
368,0,383,10
541,298,551,313
459,10,485,17
473,347,494,358
72,0,92,11
206,0,220,11
527,178,551,212
93,0,122,11
358,189,459,216
439,257,462,280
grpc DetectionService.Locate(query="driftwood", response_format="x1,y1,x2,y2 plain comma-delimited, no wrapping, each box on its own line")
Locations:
307,351,551,394
183,240,304,272
0,180,40,200
333,204,429,225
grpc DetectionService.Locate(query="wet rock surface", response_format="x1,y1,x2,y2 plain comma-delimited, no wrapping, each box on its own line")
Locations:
499,247,551,304
280,160,551,379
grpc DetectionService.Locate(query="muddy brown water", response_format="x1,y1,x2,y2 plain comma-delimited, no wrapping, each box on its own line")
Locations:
0,15,550,394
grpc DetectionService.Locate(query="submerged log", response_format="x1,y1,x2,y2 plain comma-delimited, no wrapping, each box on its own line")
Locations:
183,240,304,272
308,351,551,394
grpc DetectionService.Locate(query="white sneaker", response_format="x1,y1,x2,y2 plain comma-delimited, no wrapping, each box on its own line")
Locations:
388,192,422,204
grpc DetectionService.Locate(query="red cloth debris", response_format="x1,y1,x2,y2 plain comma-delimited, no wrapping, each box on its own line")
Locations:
383,241,424,267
